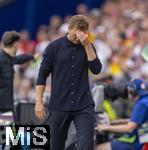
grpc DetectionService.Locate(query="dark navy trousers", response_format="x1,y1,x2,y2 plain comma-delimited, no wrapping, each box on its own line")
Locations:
49,105,95,150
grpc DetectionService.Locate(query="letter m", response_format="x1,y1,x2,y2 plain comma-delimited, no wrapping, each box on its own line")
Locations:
6,127,25,145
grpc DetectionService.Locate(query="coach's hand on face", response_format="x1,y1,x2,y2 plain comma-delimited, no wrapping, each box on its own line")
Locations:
35,102,46,120
76,31,90,47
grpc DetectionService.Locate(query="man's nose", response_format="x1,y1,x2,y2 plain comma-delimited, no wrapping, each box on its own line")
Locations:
75,36,79,41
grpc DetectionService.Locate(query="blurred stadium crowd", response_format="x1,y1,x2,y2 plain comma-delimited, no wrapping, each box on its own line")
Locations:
0,0,147,119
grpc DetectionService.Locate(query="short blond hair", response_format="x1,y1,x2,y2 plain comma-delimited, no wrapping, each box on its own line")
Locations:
69,15,89,31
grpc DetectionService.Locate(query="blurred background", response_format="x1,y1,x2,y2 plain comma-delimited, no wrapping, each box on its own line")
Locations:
0,0,148,121
0,0,105,38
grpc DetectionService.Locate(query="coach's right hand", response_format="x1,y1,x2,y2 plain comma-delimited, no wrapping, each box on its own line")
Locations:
35,102,46,120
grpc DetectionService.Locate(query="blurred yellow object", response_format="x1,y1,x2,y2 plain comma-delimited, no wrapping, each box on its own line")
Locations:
88,32,95,43
123,39,133,48
108,63,123,77
103,100,117,121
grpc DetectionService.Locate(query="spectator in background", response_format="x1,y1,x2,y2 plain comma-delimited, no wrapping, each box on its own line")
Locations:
19,29,35,54
108,53,124,81
16,78,34,102
94,26,112,74
15,29,38,86
48,15,62,32
76,3,89,15
59,15,71,36
35,25,50,55
19,25,50,85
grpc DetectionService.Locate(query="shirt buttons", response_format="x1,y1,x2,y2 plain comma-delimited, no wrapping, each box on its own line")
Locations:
72,65,74,67
72,55,75,59
71,101,74,103
70,91,74,95
71,74,74,77
71,82,74,86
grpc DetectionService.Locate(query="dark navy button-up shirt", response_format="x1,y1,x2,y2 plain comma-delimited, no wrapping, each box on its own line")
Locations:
0,50,34,110
36,35,102,111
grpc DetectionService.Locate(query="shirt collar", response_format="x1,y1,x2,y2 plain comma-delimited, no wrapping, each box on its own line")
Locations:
64,34,82,47
1,49,13,59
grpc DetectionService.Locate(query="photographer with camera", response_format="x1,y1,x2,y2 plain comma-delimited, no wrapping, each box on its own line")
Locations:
95,79,148,150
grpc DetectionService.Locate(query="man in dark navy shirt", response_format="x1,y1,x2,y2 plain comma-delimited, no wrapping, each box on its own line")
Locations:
0,31,39,113
35,15,102,150
0,31,39,150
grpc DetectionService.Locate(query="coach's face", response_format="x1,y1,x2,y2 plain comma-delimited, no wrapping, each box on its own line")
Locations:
68,26,88,44
68,26,80,44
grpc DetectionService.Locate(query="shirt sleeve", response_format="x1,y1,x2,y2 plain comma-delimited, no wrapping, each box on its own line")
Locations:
13,54,34,64
130,101,147,125
88,45,102,74
36,43,54,85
